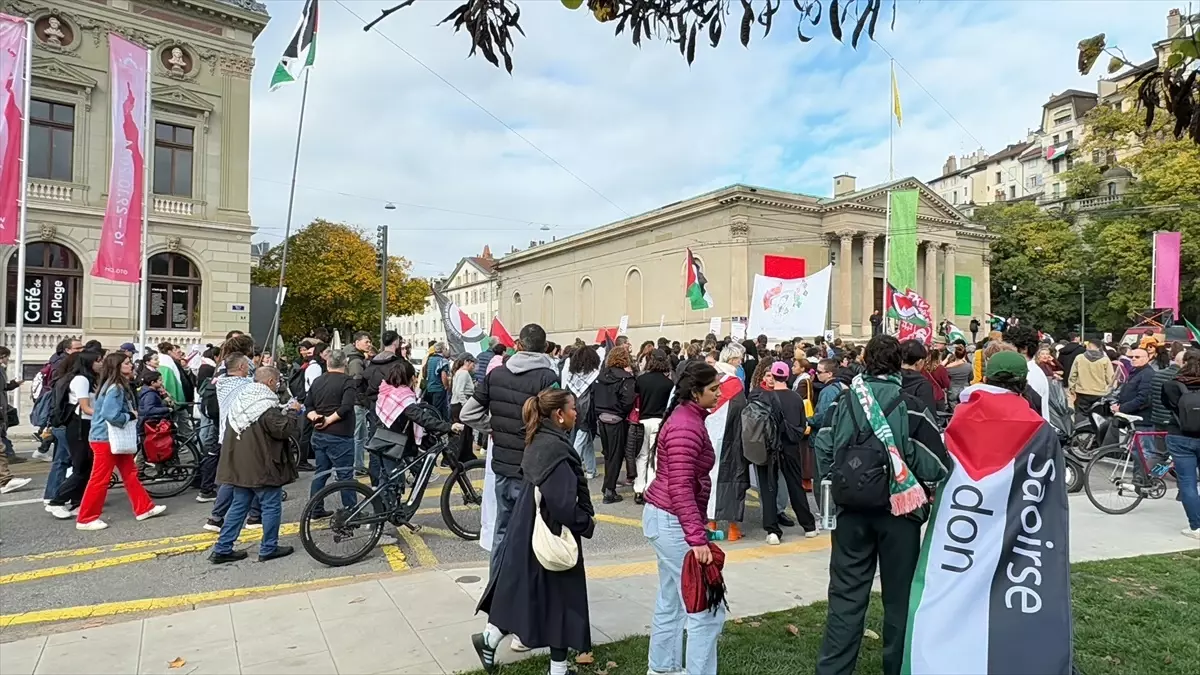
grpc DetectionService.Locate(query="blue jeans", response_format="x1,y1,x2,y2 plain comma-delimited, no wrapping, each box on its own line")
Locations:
42,426,70,500
572,428,597,476
2,433,13,459
1165,435,1200,530
489,472,524,573
310,432,356,508
213,483,261,521
213,486,284,556
642,504,724,675
354,406,369,471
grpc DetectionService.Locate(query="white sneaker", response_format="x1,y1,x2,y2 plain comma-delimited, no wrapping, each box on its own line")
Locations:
766,533,781,546
510,636,531,652
1182,527,1200,540
47,504,75,519
804,529,820,538
76,519,108,531
0,477,32,494
135,504,167,521
30,450,52,462
42,498,50,506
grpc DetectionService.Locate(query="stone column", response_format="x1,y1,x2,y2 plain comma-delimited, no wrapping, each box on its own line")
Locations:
982,256,992,318
943,243,957,321
861,233,877,333
923,241,939,330
838,230,856,335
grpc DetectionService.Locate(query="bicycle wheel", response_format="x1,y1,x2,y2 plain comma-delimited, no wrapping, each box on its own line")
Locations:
301,480,386,567
1084,445,1145,515
142,441,201,499
1064,455,1084,494
441,458,485,541
1067,430,1098,462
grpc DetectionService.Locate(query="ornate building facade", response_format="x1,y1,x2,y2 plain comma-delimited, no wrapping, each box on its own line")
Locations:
0,0,267,373
497,177,995,345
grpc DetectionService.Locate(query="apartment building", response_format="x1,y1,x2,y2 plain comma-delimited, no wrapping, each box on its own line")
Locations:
392,248,498,351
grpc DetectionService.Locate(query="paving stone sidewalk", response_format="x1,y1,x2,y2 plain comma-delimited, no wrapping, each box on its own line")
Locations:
1,496,1195,675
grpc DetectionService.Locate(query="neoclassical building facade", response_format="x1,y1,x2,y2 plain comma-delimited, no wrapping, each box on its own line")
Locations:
497,177,995,346
0,0,267,374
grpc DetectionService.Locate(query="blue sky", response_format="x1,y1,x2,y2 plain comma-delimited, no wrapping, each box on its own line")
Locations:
247,0,1180,276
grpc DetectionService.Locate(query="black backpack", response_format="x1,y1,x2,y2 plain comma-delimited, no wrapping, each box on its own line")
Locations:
287,361,309,402
830,390,904,512
741,396,777,465
1178,388,1200,436
49,376,76,428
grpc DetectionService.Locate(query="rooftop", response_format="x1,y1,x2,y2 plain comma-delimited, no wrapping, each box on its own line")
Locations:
1044,89,1098,109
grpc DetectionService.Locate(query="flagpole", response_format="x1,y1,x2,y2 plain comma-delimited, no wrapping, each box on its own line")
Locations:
264,70,310,356
137,41,152,354
12,17,32,389
882,191,891,335
889,59,895,182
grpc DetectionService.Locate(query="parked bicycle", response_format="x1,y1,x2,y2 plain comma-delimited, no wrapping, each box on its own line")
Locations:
300,429,485,567
107,403,202,499
1084,413,1173,514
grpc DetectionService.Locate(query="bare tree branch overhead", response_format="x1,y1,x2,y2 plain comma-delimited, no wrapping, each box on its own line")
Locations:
361,0,897,72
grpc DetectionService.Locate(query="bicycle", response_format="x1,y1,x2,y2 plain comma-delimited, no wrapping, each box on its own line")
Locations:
299,430,485,567
107,404,202,499
1083,412,1172,514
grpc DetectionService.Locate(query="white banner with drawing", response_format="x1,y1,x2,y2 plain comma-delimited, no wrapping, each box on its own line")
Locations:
747,265,832,340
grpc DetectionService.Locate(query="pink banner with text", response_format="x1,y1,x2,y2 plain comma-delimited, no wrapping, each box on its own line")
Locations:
92,33,149,283
0,14,29,246
1152,231,1181,316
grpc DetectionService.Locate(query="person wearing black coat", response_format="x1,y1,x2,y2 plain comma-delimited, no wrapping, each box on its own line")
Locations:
473,389,594,675
1105,349,1156,450
592,349,636,503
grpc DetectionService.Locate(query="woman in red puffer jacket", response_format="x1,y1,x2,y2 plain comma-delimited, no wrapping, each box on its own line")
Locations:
641,361,724,675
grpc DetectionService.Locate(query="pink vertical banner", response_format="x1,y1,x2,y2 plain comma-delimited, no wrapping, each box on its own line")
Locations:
1152,231,1181,316
0,14,30,246
92,33,149,283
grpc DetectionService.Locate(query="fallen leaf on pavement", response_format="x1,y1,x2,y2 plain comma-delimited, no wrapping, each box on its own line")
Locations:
575,652,594,665
168,658,186,669
787,624,799,636
348,597,366,604
864,629,880,640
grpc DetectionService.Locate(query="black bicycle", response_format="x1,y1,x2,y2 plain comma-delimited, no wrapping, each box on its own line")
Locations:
299,430,486,567
108,405,202,499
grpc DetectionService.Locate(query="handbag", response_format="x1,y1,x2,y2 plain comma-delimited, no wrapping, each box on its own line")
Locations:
531,485,578,572
107,420,139,455
365,426,410,461
5,406,18,428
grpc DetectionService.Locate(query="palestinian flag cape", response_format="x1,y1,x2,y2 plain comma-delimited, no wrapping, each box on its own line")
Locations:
705,371,749,522
686,248,714,310
904,389,1073,675
433,288,484,357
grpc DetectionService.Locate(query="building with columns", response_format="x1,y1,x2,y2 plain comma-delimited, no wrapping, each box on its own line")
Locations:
0,0,267,375
496,177,994,346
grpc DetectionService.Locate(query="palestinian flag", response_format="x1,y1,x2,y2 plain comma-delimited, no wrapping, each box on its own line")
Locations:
433,288,484,357
269,0,318,92
490,317,515,349
887,284,929,327
1184,317,1200,344
904,390,1073,675
686,248,713,310
944,322,967,344
705,372,749,522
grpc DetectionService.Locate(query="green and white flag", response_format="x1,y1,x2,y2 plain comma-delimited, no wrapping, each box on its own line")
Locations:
685,248,713,310
269,0,318,91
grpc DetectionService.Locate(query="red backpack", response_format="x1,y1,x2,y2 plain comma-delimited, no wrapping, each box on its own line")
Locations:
143,420,175,463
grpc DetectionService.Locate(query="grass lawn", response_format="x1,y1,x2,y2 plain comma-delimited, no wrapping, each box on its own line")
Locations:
468,549,1199,675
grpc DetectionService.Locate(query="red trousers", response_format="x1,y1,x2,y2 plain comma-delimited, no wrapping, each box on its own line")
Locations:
78,441,155,524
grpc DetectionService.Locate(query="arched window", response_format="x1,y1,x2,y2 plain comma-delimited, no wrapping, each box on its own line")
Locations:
147,252,201,330
1107,182,1117,197
541,285,554,329
578,278,594,329
625,268,643,324
512,292,522,329
5,242,82,327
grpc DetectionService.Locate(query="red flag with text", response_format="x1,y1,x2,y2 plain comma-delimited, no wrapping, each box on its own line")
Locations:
92,34,149,283
0,15,30,246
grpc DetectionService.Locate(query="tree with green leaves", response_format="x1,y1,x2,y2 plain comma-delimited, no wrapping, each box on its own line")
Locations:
252,220,431,341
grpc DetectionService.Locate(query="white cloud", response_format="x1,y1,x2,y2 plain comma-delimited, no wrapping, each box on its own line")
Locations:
248,0,1178,278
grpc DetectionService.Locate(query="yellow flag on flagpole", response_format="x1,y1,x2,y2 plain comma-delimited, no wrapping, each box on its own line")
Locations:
891,62,902,127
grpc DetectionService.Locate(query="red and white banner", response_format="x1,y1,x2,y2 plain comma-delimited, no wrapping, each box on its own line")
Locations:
92,34,149,283
0,14,30,246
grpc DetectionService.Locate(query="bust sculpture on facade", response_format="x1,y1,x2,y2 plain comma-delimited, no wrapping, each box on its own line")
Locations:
43,16,66,46
167,47,189,75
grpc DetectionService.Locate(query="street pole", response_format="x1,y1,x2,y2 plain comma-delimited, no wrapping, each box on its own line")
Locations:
378,225,389,342
1079,283,1085,337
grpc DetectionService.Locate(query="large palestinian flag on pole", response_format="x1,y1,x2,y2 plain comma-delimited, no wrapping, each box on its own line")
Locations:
904,389,1073,675
270,0,318,91
686,248,714,310
433,288,485,357
705,372,749,522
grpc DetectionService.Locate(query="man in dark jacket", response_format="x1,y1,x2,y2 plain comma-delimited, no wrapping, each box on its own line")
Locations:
461,323,559,577
813,335,951,675
345,331,372,477
209,367,299,564
1058,333,1085,385
899,339,936,411
1109,348,1157,457
305,350,359,517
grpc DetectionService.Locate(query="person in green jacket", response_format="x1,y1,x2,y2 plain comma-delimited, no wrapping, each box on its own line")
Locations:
812,334,952,675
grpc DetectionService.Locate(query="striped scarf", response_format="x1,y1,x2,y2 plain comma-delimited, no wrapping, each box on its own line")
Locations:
849,374,927,516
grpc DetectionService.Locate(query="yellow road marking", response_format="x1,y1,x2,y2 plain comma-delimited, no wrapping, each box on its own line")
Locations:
398,527,439,568
594,514,643,527
0,575,360,628
381,544,409,572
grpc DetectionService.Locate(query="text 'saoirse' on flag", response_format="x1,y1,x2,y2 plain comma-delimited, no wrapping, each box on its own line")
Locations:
685,248,713,311
270,0,317,92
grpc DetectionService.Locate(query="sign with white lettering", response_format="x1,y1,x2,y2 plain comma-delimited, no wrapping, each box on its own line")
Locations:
23,277,42,324
708,316,721,336
48,277,67,325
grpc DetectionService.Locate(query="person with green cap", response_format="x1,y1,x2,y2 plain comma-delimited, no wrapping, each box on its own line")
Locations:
959,347,1044,415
